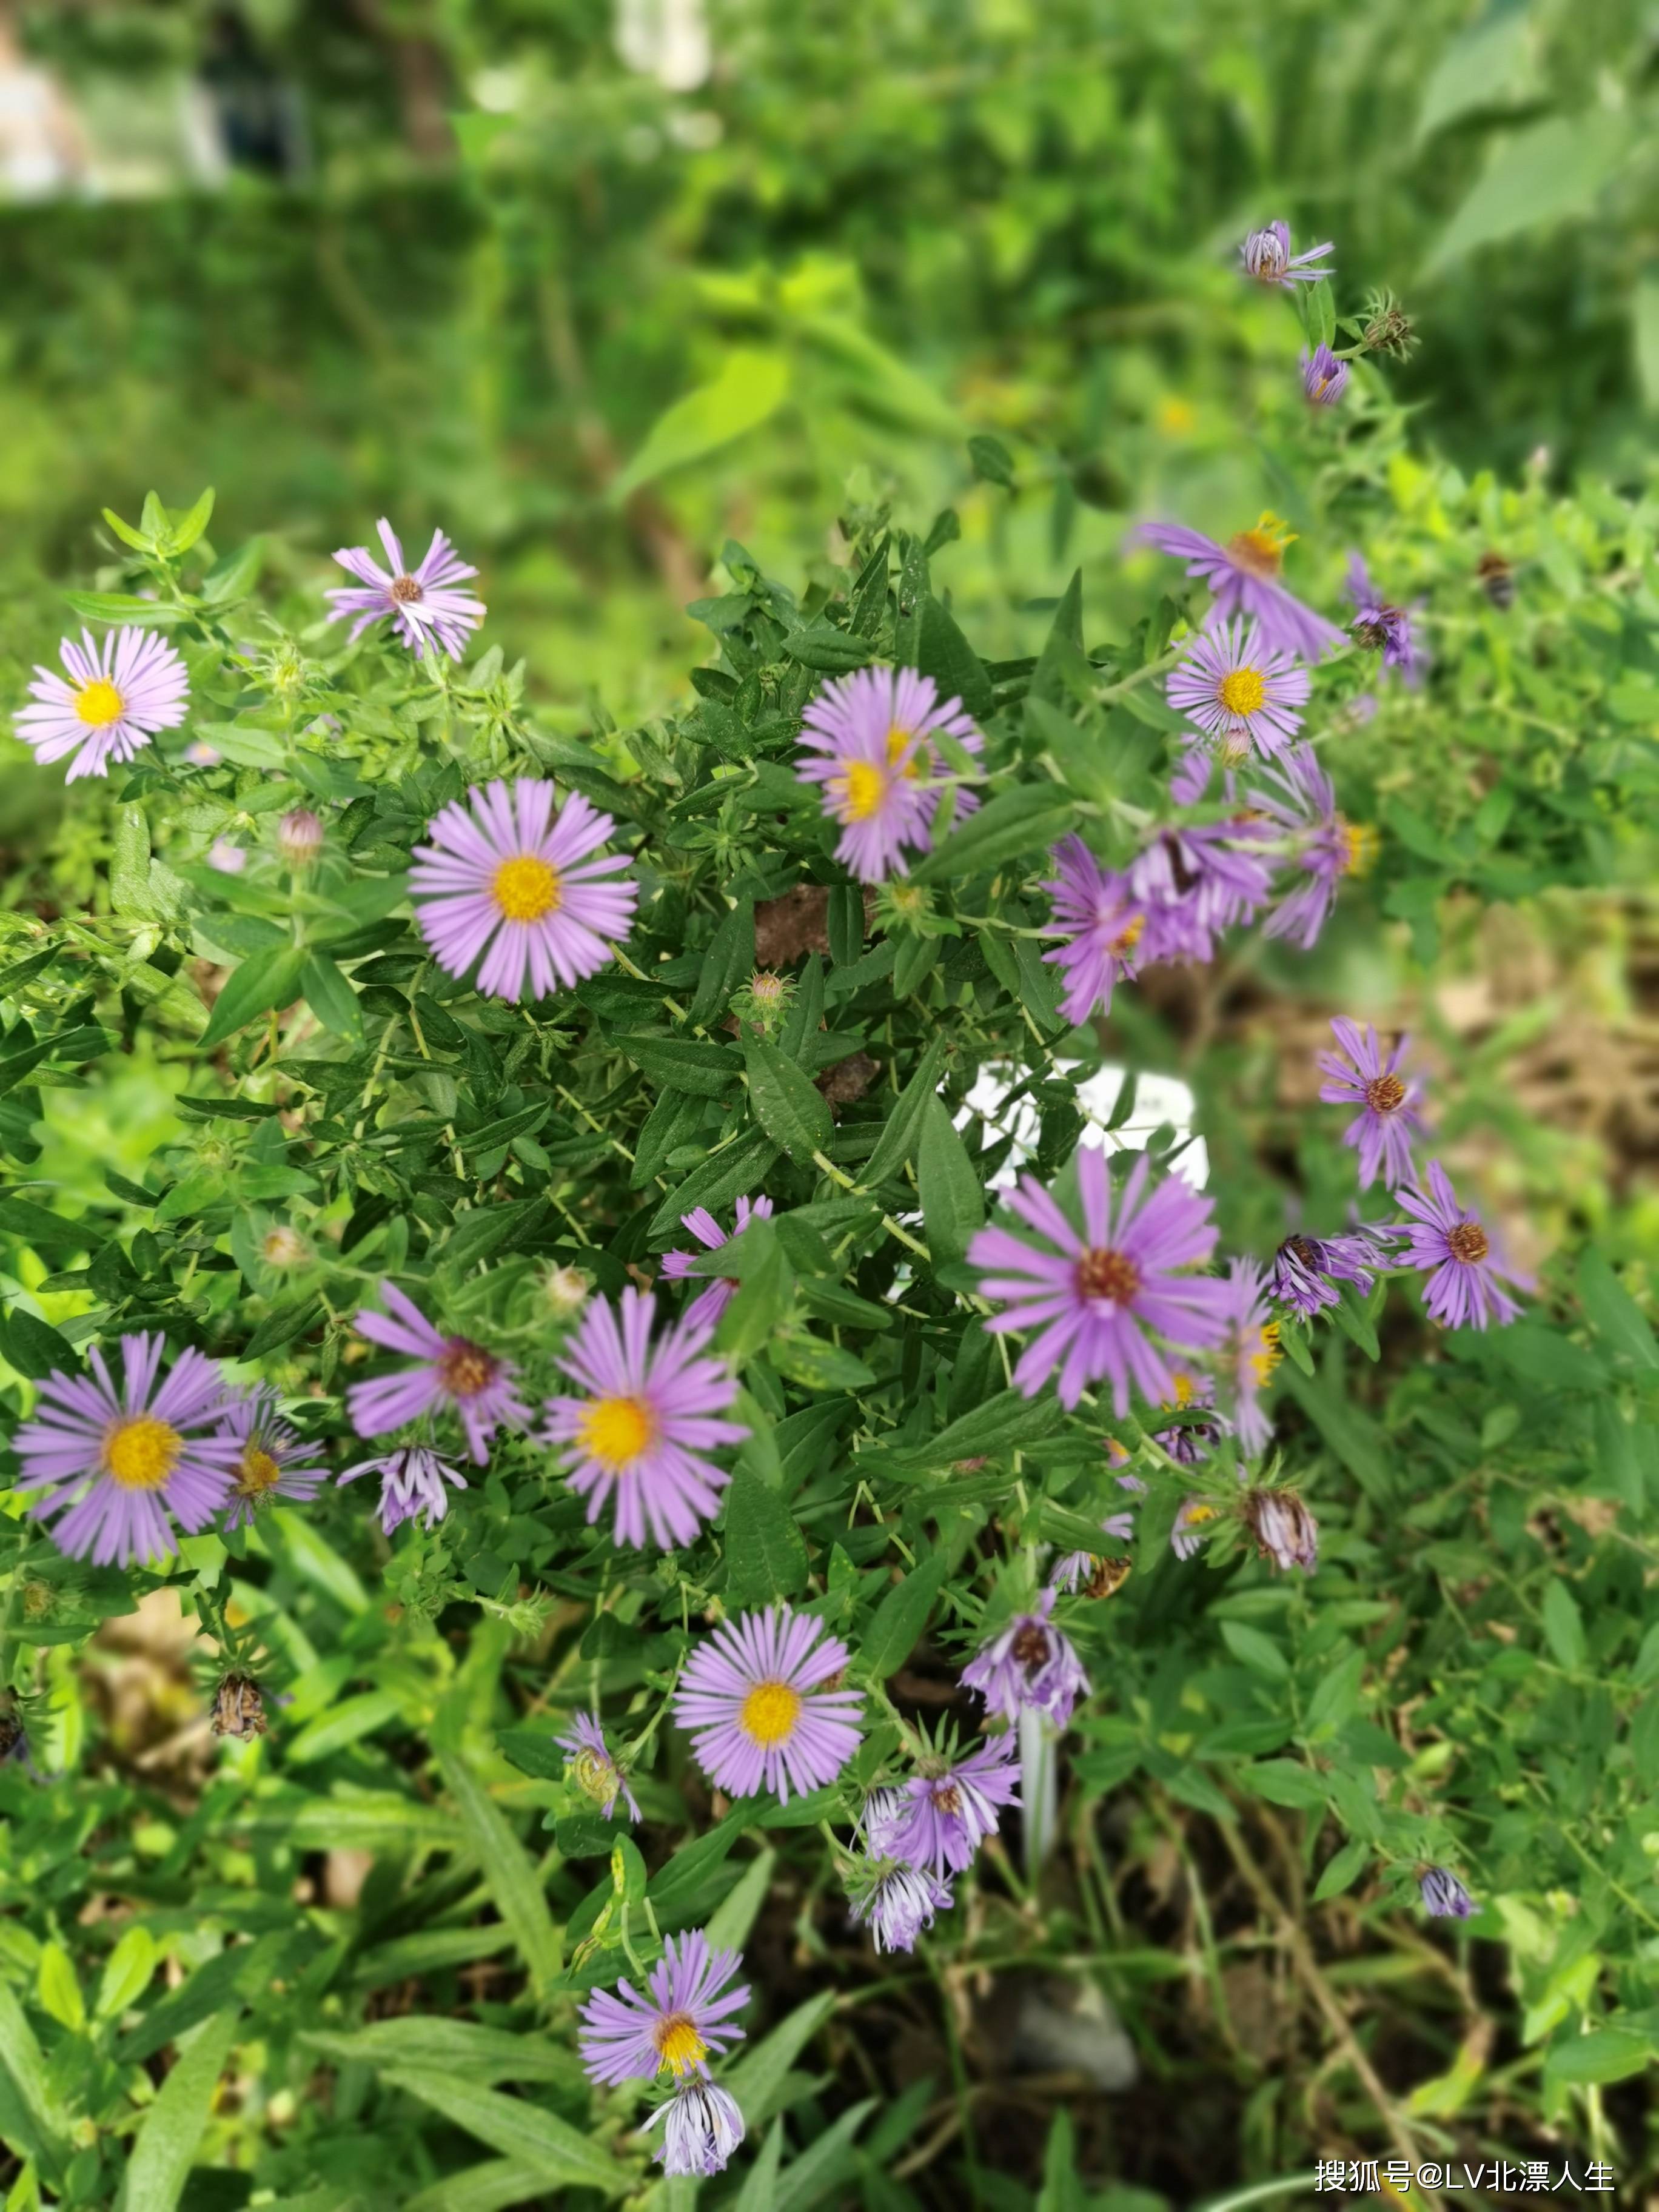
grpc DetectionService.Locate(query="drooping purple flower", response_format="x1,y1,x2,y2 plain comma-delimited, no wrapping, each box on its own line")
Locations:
1239,221,1334,288
1244,1488,1318,1572
1317,1017,1429,1190
1269,1228,1388,1319
345,1282,528,1466
674,1607,863,1803
849,1860,954,1954
794,666,983,882
643,2080,746,2178
1218,1258,1280,1457
17,628,190,782
337,1444,467,1535
578,1929,749,2087
660,1196,776,1327
1150,1368,1228,1466
1345,555,1427,688
1136,517,1343,663
410,779,637,1002
1051,1466,1145,1591
1395,1162,1526,1331
960,1586,1091,1729
1040,836,1145,1024
868,1735,1021,1875
1419,1866,1476,1920
1301,345,1350,406
1166,620,1310,759
12,1334,236,1567
1250,743,1377,951
543,1289,746,1549
1170,1496,1222,1562
557,1711,640,1823
970,1149,1230,1415
219,1384,328,1532
1128,818,1276,965
327,520,485,660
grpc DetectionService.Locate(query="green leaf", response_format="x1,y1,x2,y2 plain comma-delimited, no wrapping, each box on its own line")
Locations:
857,1549,951,1680
649,1130,780,1241
722,1989,835,2131
381,2071,629,2195
723,1465,811,1606
1245,1759,1328,1811
299,2020,581,2088
1577,1249,1658,1367
301,951,364,1045
95,1927,159,2024
862,1033,949,1184
1312,1837,1370,1903
123,2009,240,2212
1423,113,1630,276
878,1385,1065,1472
779,620,875,673
198,945,309,1051
917,1096,985,1269
743,1036,833,1162
36,1943,84,2031
1543,2027,1653,2088
903,594,995,720
59,589,186,626
703,1848,774,1954
1415,5,1535,142
617,1032,742,1098
910,784,1076,886
435,1748,563,1998
689,899,755,1025
1637,275,1659,412
169,486,215,554
1219,1623,1290,1680
110,806,159,920
968,433,1016,489
1541,1581,1587,1673
610,349,791,501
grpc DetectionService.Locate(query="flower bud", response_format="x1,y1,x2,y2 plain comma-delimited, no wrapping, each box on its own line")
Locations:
541,1264,590,1317
278,809,324,867
261,1225,310,1269
1244,1487,1318,1572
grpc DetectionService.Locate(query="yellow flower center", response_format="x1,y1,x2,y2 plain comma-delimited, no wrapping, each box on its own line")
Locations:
235,1444,281,1497
837,760,888,822
1155,397,1196,435
569,1744,619,1807
654,2014,708,2077
576,1394,655,1469
1338,817,1379,877
1184,1503,1218,1527
885,724,928,780
492,854,563,923
104,1415,182,1492
1216,666,1266,718
1076,1248,1141,1304
1110,914,1145,957
739,1678,803,1748
74,678,126,728
1166,1372,1196,1410
1250,1322,1282,1386
1225,513,1296,578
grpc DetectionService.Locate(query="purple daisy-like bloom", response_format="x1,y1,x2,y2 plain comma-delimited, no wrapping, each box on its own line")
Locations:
868,1735,1022,1876
1150,1368,1228,1466
1318,1017,1429,1190
1245,1488,1318,1572
1419,1866,1476,1920
578,1929,749,2087
660,1195,776,1327
1171,1496,1224,1561
1051,1468,1145,1591
849,1860,954,1954
1128,819,1277,966
337,1444,467,1536
17,628,190,783
1250,743,1377,951
1301,344,1350,406
970,1148,1230,1415
1346,555,1427,688
1040,836,1145,1024
1395,1162,1526,1330
644,2080,746,2178
794,665,983,882
1240,220,1334,288
346,1281,528,1466
960,1586,1091,1729
327,519,485,660
12,1334,236,1567
674,1607,863,1803
410,779,637,1003
556,1711,640,1823
1219,1258,1281,1457
1270,1227,1388,1320
219,1384,328,1532
543,1289,746,1549
1136,517,1343,663
1166,620,1310,759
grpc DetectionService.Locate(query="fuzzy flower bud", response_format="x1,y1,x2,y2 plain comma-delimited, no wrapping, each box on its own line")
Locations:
278,808,325,866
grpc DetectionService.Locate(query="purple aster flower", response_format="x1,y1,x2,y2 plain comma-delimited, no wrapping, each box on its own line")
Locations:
337,1444,467,1536
12,1333,236,1567
1150,1367,1228,1466
849,1859,954,1954
1301,344,1350,406
1051,1468,1145,1592
1170,739,1216,805
208,839,246,874
1270,1228,1387,1319
17,628,189,782
970,1148,1229,1415
543,1289,746,1549
346,1282,528,1466
660,1195,776,1327
578,1929,749,2086
556,1711,640,1823
1395,1162,1526,1330
1317,1017,1429,1190
1345,555,1427,688
1250,743,1377,951
868,1734,1021,1875
794,665,983,883
1239,221,1333,288
1128,819,1276,965
644,2080,746,2178
960,1586,1091,1728
1171,1496,1222,1562
1136,517,1343,663
327,519,485,660
410,779,637,1003
1040,836,1145,1024
1244,1488,1318,1572
219,1384,328,1532
674,1607,863,1803
1419,1866,1476,1920
1166,620,1310,759
1219,1258,1280,1457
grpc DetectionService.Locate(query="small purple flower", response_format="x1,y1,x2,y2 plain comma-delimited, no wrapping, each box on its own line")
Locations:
346,1282,528,1466
579,1929,749,2086
1250,743,1377,951
1150,1368,1227,1466
1128,819,1276,965
327,519,485,660
1171,1497,1221,1562
1317,1017,1429,1190
1269,1228,1387,1320
1419,1866,1476,1920
12,1334,236,1567
337,1444,467,1535
1396,1162,1526,1330
410,779,637,1003
1345,555,1426,688
1219,1258,1280,1457
644,2080,746,2178
1170,739,1216,805
208,839,246,875
961,1586,1091,1729
1137,517,1343,663
674,1607,863,1803
660,1195,776,1327
970,1149,1230,1415
1040,836,1145,1024
220,1385,328,1532
557,1711,640,1823
794,666,983,883
1051,1470,1145,1592
543,1289,746,1549
16,627,190,782
869,1735,1021,1875
1166,620,1310,759
849,1860,953,1954
1244,1488,1318,1572
1301,345,1350,406
1240,221,1334,288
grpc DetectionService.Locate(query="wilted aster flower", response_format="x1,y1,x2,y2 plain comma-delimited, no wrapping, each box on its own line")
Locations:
220,1384,328,1530
1317,1017,1429,1190
1171,1497,1222,1562
870,1735,1021,1875
794,665,983,882
337,1444,467,1536
540,1264,590,1318
1239,221,1333,288
557,1711,640,1822
13,1333,236,1567
1250,744,1377,951
410,780,637,1002
210,1672,268,1741
346,1282,528,1466
1395,1162,1525,1330
1346,555,1426,688
1041,836,1144,1024
970,1148,1229,1415
1150,1369,1227,1465
1270,1228,1387,1320
1244,1488,1318,1572
1051,1472,1145,1591
578,1929,749,2086
660,1195,776,1327
17,627,190,782
1301,344,1350,406
643,2079,746,2179
1166,620,1310,759
543,1290,746,1549
674,1607,863,1803
1419,1866,1476,1920
261,1225,310,1270
849,1860,953,1954
961,1586,1091,1728
1128,819,1276,965
1137,516,1342,663
278,808,324,866
327,519,484,659
1219,1258,1280,1456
